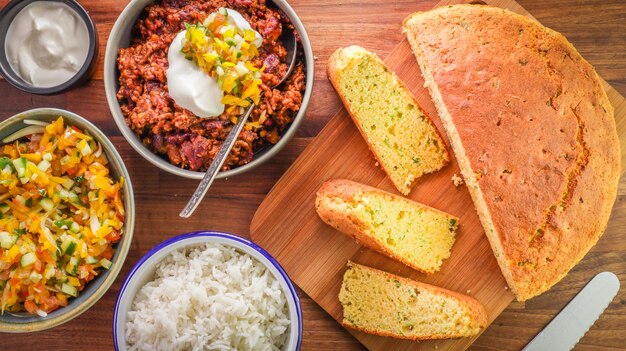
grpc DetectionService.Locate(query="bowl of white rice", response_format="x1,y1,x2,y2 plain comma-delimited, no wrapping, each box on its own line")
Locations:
113,231,302,351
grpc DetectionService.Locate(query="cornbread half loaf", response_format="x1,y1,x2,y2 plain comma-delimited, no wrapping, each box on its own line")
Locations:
403,5,621,300
339,262,488,340
316,179,458,273
327,46,449,195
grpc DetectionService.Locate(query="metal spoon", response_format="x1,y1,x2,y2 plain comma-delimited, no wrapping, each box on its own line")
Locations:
180,30,298,218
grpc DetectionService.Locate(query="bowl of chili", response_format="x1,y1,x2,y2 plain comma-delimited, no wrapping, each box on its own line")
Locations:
104,0,314,179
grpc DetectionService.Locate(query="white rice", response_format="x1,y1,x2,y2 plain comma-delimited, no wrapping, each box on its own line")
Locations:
125,244,290,351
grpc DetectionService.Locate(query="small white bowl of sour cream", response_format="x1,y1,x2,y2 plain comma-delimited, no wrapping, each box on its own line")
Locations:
0,0,99,95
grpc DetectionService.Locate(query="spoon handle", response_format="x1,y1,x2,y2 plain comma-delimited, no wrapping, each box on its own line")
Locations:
179,105,255,218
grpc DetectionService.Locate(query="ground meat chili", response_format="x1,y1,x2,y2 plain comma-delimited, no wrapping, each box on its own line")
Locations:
116,0,306,171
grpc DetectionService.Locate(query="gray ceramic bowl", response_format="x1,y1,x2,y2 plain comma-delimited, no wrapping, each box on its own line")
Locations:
113,231,302,350
104,0,314,179
0,108,135,332
0,0,99,95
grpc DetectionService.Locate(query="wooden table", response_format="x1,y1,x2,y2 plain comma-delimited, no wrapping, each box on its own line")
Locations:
1,0,625,350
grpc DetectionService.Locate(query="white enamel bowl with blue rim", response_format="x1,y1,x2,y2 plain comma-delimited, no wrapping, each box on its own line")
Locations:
113,231,302,350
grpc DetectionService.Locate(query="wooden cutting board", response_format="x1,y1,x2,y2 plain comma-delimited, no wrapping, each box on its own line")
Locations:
250,0,626,350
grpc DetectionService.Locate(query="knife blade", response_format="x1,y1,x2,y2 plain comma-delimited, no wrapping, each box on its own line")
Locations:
522,271,620,351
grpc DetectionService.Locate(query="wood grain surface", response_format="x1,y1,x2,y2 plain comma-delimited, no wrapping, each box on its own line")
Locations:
0,0,625,350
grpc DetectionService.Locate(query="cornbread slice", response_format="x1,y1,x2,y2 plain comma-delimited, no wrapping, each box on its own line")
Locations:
316,179,458,273
327,46,449,195
403,5,621,300
339,262,488,340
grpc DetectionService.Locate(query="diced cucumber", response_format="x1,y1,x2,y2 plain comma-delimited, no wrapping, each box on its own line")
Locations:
61,283,78,297
12,157,27,178
29,271,42,283
20,252,37,267
54,219,69,229
61,178,74,190
99,258,112,270
70,222,80,233
39,198,54,212
37,159,51,172
58,189,70,200
60,239,76,256
68,192,79,203
80,143,92,156
85,256,98,265
0,157,10,169
44,266,56,279
66,257,79,276
0,231,17,249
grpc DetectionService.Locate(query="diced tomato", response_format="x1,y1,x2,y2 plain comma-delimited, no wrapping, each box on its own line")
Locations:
102,246,113,260
33,260,42,273
32,283,45,295
22,183,37,192
65,167,77,177
36,247,54,264
106,230,121,243
9,277,20,288
24,300,37,314
43,296,59,312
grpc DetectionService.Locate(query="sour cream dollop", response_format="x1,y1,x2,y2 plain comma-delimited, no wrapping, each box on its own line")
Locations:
4,1,90,88
166,8,263,118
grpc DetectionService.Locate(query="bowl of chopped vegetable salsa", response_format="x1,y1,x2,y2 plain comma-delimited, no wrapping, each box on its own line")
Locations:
0,108,135,332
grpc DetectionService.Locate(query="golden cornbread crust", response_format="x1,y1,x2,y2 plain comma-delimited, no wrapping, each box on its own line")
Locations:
403,5,621,300
339,262,488,340
316,179,457,274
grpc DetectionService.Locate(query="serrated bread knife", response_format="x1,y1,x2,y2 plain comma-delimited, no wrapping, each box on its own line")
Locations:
522,271,620,351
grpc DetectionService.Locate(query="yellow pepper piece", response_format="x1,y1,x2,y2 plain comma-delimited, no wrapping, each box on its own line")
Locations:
223,27,235,39
8,245,20,261
221,95,250,107
243,29,257,42
21,153,41,163
45,117,64,135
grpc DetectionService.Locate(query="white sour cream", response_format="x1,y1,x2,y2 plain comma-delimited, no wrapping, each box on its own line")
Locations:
5,1,90,88
167,31,225,118
166,8,262,118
